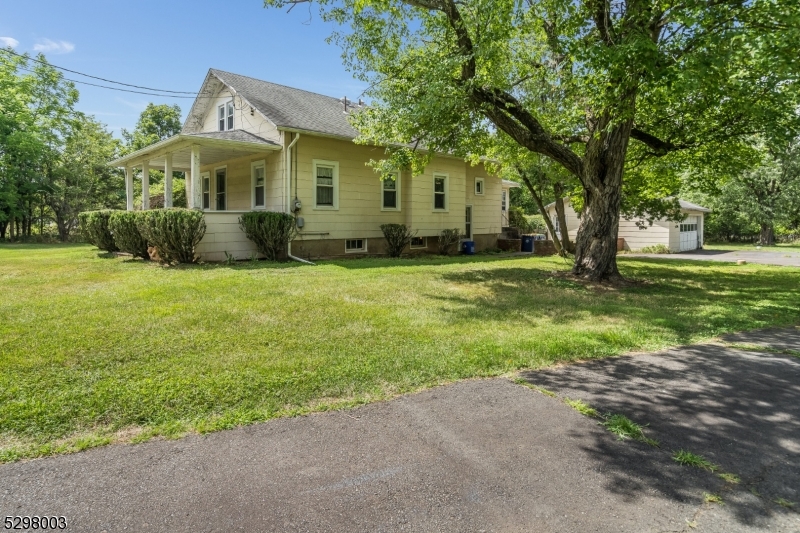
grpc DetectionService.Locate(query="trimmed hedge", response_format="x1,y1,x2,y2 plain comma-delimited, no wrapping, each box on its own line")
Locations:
78,210,118,252
136,208,206,264
108,211,149,259
239,211,297,261
380,223,416,258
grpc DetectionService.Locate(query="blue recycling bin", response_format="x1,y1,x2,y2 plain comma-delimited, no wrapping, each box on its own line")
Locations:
521,235,534,253
461,240,476,255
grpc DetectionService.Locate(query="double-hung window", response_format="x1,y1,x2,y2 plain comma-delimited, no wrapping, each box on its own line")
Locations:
218,101,234,131
381,173,399,210
252,161,265,209
433,174,448,211
215,168,227,210
313,159,338,209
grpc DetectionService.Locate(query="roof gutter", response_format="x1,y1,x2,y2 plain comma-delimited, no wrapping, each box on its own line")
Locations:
284,132,312,265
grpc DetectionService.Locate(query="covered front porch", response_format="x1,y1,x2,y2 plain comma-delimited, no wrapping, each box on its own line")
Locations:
110,131,285,261
110,130,283,210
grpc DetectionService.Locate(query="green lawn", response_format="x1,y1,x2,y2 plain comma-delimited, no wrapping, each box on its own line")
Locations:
1,244,799,462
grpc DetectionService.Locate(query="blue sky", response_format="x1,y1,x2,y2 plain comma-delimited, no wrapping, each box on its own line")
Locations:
0,0,367,137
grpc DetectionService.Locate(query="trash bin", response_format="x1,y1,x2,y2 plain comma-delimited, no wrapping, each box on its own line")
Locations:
461,240,476,255
521,235,534,253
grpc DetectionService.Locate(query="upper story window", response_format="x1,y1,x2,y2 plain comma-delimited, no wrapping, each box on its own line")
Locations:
218,101,234,131
381,173,399,210
433,174,448,211
313,159,339,209
475,177,484,195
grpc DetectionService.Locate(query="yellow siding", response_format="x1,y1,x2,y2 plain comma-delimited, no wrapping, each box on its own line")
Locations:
196,212,258,261
199,89,281,143
199,151,282,212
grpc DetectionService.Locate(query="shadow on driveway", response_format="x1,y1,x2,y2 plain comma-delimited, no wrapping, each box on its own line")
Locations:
519,327,800,530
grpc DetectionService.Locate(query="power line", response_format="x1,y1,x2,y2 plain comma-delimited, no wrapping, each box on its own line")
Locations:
0,48,198,95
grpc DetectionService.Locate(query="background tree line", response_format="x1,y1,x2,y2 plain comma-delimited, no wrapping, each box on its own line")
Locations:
0,48,182,242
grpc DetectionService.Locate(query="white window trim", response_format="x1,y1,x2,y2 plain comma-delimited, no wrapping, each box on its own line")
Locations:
201,171,211,211
432,172,449,212
474,177,485,196
380,172,401,211
345,238,367,253
251,160,266,210
410,236,427,249
213,165,227,211
218,100,234,132
313,159,339,210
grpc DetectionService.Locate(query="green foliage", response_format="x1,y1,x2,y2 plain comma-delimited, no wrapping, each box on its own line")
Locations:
672,450,718,471
640,244,671,254
78,210,118,252
603,414,658,446
525,215,547,234
380,223,416,257
121,103,182,154
108,211,149,259
0,50,121,242
564,398,599,418
438,228,461,255
136,208,205,264
508,207,530,232
238,211,297,261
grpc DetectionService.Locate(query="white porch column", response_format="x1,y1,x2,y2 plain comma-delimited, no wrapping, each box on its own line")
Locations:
164,153,173,208
125,166,134,211
185,170,193,208
190,144,201,210
141,161,150,210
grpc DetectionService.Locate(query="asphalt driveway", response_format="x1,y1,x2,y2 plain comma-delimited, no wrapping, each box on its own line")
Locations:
1,328,798,532
627,248,800,267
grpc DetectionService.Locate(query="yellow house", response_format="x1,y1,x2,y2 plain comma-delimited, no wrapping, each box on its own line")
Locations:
110,69,516,261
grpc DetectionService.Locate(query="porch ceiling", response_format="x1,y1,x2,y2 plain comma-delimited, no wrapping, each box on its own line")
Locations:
109,131,281,171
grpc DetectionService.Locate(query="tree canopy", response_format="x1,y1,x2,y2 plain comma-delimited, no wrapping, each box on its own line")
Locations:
266,0,799,280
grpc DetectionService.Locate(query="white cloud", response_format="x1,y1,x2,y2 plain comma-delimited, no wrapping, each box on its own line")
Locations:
0,36,19,48
33,39,75,54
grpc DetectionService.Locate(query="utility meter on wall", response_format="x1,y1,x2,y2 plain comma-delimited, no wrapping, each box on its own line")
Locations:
293,199,302,212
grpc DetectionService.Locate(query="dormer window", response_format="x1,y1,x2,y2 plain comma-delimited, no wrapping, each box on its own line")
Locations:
218,101,234,131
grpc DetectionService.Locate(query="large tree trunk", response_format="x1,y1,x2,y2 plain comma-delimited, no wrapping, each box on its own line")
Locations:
759,224,774,246
572,120,632,281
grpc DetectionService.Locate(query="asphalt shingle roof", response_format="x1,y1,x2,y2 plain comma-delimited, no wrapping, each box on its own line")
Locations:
210,69,359,139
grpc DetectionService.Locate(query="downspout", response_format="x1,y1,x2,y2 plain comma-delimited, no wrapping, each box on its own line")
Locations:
284,133,313,265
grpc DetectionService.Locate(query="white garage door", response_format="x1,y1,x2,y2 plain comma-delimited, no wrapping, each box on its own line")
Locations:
679,216,699,252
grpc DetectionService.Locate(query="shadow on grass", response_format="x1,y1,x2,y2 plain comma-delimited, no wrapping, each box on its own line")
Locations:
517,340,800,528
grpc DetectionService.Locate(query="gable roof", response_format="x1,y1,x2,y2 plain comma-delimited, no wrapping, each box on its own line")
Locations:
200,69,360,139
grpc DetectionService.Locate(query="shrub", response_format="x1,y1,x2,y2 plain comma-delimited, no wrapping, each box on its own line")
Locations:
78,210,119,252
108,211,149,259
238,211,297,261
136,208,206,264
508,206,530,231
438,228,461,255
640,244,671,254
380,223,416,257
524,214,548,234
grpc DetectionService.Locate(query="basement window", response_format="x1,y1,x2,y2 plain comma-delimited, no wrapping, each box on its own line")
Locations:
410,237,426,248
345,239,367,253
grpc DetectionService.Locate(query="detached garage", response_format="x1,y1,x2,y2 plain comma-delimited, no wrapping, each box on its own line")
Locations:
544,199,711,253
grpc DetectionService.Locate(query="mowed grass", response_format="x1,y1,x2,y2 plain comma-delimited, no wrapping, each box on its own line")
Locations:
1,244,799,461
